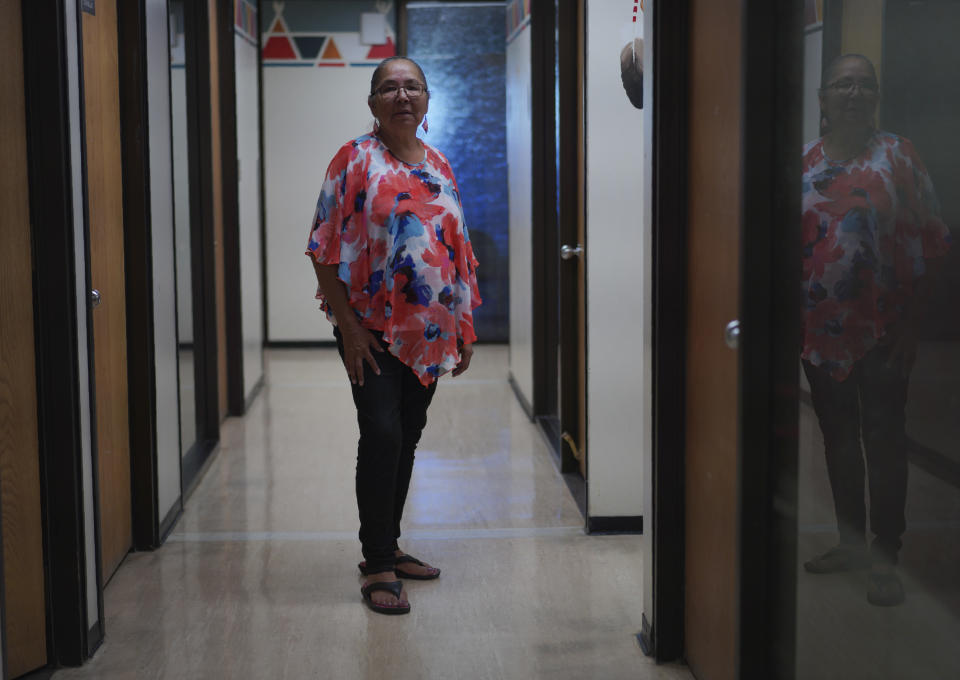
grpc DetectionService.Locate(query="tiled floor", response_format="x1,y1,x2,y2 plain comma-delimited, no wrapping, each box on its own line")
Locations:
55,347,691,680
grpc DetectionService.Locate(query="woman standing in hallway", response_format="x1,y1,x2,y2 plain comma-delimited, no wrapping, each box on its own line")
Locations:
306,57,481,615
801,54,950,606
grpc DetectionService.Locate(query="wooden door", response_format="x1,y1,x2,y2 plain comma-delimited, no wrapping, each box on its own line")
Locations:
684,0,743,678
82,0,132,584
0,0,49,674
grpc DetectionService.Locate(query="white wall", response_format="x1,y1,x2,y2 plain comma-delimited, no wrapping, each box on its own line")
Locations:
585,0,649,518
64,0,99,631
506,24,534,409
236,33,264,397
263,68,375,341
147,0,182,520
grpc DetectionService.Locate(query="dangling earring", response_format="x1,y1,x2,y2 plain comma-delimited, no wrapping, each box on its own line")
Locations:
373,118,381,134
421,116,428,134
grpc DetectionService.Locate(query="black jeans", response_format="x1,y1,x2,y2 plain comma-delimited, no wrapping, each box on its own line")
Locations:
334,327,437,575
802,344,909,565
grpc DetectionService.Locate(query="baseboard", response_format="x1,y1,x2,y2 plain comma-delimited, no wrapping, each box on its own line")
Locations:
244,373,265,411
507,372,534,421
637,613,654,656
587,515,643,534
536,414,561,457
86,619,103,659
266,340,337,348
182,438,219,500
159,499,183,543
19,667,57,680
906,437,960,489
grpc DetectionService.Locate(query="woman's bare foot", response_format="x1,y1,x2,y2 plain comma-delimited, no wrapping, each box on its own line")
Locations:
363,571,408,608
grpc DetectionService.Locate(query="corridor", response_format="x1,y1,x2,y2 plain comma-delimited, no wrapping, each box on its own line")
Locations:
55,347,691,680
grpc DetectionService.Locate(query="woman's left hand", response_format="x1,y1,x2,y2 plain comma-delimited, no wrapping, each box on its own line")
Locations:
452,342,473,377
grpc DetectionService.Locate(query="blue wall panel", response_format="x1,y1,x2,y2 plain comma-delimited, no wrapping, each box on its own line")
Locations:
408,4,510,342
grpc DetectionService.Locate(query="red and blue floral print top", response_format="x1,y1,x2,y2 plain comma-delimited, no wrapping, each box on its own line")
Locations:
306,133,481,385
801,131,950,380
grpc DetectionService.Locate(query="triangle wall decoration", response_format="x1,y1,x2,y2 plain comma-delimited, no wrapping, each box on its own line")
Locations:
321,38,342,60
366,36,396,60
263,35,297,60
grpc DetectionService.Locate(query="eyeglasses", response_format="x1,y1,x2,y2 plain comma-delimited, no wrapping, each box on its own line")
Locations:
824,78,879,95
374,82,427,100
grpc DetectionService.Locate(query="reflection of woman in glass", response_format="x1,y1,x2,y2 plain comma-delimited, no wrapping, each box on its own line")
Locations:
306,57,481,615
801,54,950,606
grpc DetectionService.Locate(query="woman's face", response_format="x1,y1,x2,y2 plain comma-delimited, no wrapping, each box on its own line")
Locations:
368,60,429,136
819,57,879,131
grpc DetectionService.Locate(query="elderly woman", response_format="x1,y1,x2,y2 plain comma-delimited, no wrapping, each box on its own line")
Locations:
306,56,481,615
801,54,950,606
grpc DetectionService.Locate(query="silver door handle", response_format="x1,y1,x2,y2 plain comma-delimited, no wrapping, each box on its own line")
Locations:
560,244,583,260
90,289,102,309
724,320,739,349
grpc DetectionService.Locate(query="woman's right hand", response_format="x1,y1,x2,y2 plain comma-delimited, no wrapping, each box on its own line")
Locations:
339,321,383,386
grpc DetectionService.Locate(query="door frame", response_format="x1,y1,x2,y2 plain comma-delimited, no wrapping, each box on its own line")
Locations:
529,0,561,449
556,0,586,480
645,0,802,673
643,0,689,662
117,0,187,551
22,0,105,664
181,0,222,491
532,0,588,515
214,0,248,417
736,1,801,676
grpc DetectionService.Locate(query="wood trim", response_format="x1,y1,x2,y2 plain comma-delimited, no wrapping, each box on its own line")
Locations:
208,0,228,421
1,0,47,674
821,0,843,70
21,0,98,665
737,1,802,677
257,0,269,346
82,0,133,586
647,0,690,663
685,1,742,677
575,0,586,484
397,0,408,54
217,0,245,416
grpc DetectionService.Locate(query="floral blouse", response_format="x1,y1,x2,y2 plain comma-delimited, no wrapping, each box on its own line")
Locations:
306,133,481,385
801,131,950,380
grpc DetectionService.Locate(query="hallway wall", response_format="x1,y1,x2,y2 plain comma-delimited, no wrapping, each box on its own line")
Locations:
506,14,534,407
235,0,264,398
584,0,648,518
261,1,396,342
